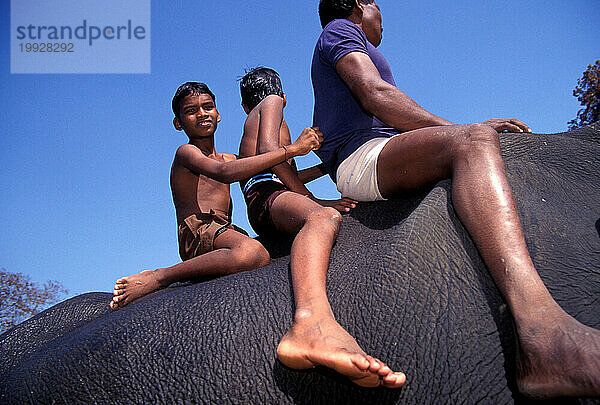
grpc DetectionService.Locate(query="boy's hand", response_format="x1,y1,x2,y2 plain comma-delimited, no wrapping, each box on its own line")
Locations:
311,197,358,213
290,127,323,157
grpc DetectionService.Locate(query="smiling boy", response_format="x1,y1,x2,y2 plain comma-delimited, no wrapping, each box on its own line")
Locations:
110,82,321,310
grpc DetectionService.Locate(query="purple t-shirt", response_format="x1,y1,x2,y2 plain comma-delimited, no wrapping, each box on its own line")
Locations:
312,19,400,181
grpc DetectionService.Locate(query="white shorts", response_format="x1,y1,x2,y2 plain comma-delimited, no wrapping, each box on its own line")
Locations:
336,136,397,201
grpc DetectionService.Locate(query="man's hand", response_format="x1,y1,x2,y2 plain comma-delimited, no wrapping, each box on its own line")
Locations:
311,197,358,213
289,127,323,157
481,119,531,133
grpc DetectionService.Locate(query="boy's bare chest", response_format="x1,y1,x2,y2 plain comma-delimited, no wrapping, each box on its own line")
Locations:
196,154,232,207
196,172,230,193
193,173,231,216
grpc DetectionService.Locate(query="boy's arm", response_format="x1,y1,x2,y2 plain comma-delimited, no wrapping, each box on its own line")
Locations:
256,97,317,197
176,131,319,184
296,163,326,184
256,97,357,212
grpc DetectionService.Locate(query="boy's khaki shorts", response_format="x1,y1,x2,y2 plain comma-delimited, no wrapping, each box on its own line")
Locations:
177,212,234,261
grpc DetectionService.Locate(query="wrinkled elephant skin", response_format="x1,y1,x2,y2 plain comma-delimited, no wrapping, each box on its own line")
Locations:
1,124,599,404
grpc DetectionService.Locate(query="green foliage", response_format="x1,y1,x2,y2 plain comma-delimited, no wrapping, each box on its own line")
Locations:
0,269,68,333
568,60,600,130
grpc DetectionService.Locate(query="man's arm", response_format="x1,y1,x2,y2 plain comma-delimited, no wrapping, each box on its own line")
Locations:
336,52,531,133
176,130,319,184
336,52,453,131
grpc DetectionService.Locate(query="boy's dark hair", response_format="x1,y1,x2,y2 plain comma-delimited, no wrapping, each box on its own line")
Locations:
239,67,284,111
318,0,374,28
172,82,216,120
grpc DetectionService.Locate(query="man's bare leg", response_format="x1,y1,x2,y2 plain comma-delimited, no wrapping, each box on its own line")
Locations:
376,124,600,398
110,231,269,310
270,191,405,388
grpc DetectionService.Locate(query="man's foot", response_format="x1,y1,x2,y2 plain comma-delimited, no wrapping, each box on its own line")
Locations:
277,314,405,388
516,308,600,399
109,270,164,310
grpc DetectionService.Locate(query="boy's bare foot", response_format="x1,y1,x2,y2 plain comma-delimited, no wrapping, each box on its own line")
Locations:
277,314,406,388
109,270,164,310
516,307,600,399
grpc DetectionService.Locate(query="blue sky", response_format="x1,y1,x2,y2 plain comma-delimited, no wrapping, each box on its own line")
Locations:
1,0,598,301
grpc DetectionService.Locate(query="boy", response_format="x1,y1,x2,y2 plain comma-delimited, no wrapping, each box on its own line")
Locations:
110,82,321,310
238,67,405,388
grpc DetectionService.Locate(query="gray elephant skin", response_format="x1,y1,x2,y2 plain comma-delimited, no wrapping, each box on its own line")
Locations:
1,124,599,404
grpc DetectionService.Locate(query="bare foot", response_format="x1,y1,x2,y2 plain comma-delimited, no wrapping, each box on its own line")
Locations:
109,270,164,310
277,314,406,388
516,308,600,399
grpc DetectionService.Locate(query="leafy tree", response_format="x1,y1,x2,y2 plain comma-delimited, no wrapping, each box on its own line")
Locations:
568,60,600,130
0,269,68,333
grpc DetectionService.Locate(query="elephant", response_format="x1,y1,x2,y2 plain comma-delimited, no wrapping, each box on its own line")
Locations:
1,124,599,404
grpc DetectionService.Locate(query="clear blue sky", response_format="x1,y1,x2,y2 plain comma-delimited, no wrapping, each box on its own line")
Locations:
1,0,598,300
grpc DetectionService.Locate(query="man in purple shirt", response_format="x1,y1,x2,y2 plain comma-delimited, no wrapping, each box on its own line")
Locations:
312,0,600,398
